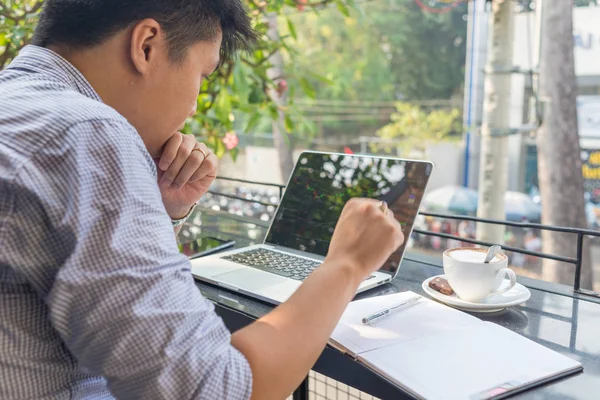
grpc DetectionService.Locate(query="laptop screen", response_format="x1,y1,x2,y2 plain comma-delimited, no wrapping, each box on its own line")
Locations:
266,152,433,274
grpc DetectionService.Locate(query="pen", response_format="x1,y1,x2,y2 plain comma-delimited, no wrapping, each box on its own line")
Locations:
361,295,422,325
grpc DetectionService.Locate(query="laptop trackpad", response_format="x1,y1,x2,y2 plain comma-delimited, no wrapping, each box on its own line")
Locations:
214,268,289,291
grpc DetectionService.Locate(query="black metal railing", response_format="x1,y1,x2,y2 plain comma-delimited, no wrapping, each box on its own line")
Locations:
206,190,279,208
207,176,599,298
206,176,284,208
416,212,600,296
215,176,286,199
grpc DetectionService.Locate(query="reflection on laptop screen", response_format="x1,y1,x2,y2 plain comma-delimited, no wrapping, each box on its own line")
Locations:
266,152,432,274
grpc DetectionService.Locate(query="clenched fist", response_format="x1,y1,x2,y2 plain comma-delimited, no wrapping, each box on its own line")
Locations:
325,198,405,281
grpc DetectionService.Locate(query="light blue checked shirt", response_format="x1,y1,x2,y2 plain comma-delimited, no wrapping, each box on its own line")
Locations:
0,46,252,400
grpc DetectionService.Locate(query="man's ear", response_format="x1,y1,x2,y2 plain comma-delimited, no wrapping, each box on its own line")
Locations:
129,18,164,76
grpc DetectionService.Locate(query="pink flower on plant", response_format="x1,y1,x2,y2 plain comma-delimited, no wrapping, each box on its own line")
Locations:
277,79,288,95
222,132,239,150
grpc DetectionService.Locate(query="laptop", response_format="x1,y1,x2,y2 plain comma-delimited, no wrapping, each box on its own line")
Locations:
191,151,434,304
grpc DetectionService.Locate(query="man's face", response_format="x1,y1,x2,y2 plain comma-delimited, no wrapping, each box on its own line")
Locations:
140,31,222,156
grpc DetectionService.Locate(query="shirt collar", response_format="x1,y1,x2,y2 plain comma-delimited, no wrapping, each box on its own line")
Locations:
7,45,102,102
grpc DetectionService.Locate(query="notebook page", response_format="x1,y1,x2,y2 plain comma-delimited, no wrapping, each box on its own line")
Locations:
359,322,582,400
331,291,480,354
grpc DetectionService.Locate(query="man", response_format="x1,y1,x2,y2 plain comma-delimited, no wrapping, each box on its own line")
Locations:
0,1,404,399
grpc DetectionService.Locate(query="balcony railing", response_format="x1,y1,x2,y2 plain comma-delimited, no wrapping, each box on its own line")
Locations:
204,176,600,299
415,212,600,297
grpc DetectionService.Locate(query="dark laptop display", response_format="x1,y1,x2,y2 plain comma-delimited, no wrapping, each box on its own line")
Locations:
266,153,432,274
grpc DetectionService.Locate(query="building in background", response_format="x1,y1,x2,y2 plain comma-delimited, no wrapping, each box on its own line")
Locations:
463,4,600,200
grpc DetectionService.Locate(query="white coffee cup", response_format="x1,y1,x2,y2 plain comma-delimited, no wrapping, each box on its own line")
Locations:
443,247,517,303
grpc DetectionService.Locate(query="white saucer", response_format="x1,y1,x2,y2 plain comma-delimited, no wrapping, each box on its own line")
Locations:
422,275,531,313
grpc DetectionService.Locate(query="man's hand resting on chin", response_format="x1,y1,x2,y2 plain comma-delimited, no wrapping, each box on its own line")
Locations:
155,132,218,220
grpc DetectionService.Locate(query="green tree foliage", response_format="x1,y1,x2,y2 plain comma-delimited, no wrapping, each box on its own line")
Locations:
282,0,467,142
375,102,462,155
0,1,42,66
284,10,396,102
288,0,467,101
381,1,467,100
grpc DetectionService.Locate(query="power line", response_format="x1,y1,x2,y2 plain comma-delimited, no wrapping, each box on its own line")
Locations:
296,107,395,114
302,114,391,121
294,98,461,106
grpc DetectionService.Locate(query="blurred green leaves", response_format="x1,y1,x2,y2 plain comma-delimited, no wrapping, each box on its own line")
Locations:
0,1,43,67
375,102,462,155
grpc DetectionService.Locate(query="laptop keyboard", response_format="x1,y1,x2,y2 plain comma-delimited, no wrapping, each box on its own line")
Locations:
222,248,321,281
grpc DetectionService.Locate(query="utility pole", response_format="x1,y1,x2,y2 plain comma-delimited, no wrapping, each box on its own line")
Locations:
476,0,514,244
536,0,593,289
463,0,489,189
267,13,295,184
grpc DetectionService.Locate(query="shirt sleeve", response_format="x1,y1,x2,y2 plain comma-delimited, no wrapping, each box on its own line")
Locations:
28,119,253,399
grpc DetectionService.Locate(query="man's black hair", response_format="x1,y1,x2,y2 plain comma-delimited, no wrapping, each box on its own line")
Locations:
32,0,257,63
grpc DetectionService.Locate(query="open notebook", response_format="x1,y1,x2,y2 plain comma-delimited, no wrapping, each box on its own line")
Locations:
330,291,582,400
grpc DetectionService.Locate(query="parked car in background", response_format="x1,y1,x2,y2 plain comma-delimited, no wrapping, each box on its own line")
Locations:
422,186,542,223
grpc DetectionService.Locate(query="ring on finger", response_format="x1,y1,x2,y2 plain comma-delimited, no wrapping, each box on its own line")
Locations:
192,145,207,160
378,200,388,214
